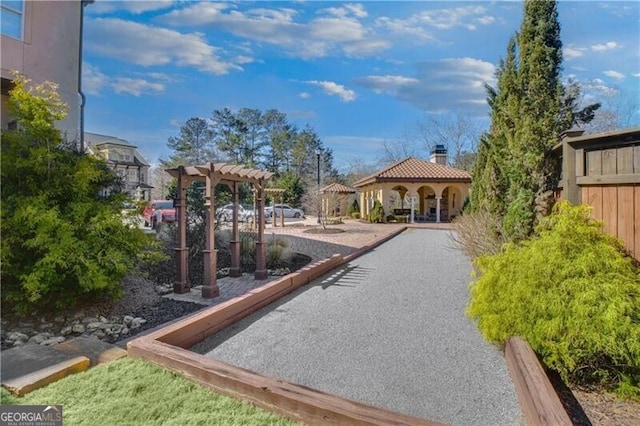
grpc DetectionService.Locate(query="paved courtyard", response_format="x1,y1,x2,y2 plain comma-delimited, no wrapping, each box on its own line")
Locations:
190,228,523,425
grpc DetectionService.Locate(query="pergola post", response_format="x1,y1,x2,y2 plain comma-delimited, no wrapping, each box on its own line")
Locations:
255,181,268,280
202,167,220,298
280,192,285,227
229,181,242,278
435,196,442,223
173,167,190,294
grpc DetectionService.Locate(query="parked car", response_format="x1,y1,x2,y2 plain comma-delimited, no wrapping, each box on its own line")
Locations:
264,204,305,218
143,200,176,229
215,204,255,223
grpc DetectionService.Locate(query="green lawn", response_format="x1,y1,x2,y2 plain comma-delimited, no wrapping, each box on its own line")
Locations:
1,357,296,426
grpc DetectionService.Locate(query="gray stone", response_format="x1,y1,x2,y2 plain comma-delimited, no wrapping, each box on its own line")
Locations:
130,318,146,329
7,332,29,343
28,333,52,344
120,327,129,335
71,324,85,334
99,316,108,324
92,330,106,339
61,326,73,336
86,322,106,331
41,336,65,346
12,340,26,347
123,315,134,326
37,322,54,331
82,317,99,325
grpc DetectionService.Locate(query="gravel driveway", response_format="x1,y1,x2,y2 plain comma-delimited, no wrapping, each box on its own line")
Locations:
191,228,523,425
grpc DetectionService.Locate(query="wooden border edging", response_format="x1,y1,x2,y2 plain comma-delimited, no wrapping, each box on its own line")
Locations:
128,338,443,425
505,337,572,426
128,227,449,425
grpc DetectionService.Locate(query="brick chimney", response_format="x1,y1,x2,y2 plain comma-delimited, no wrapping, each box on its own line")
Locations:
430,144,447,165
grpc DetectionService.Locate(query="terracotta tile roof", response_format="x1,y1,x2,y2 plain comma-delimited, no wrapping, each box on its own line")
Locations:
321,183,357,193
353,157,471,187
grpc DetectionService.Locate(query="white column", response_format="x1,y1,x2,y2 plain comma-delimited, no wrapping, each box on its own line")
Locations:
435,196,442,223
409,196,416,224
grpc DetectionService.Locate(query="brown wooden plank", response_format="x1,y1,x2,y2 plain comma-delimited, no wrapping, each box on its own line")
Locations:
601,187,618,238
617,146,634,174
505,337,572,426
128,339,443,426
601,148,617,175
617,186,635,257
581,186,589,207
634,186,640,261
577,174,640,185
587,186,603,221
587,150,602,176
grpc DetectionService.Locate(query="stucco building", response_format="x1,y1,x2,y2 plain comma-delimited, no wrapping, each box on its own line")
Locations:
1,0,91,144
353,146,472,222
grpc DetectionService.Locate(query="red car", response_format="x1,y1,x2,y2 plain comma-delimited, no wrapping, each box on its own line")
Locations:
143,200,176,229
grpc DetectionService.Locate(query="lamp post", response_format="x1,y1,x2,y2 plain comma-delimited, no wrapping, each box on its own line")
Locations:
316,149,321,224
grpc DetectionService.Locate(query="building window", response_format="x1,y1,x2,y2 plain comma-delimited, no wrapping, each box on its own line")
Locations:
1,1,24,40
128,169,137,182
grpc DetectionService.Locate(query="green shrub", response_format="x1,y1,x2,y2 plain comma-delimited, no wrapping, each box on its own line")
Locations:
1,76,160,315
368,200,385,223
467,201,640,397
346,199,359,216
351,212,361,220
386,214,396,222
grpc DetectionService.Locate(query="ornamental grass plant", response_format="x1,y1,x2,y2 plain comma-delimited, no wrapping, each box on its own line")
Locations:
467,201,640,398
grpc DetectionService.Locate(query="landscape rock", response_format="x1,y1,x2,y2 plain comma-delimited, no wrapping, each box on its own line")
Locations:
41,336,65,346
61,326,73,336
7,332,29,343
28,333,52,344
123,315,134,326
71,324,86,334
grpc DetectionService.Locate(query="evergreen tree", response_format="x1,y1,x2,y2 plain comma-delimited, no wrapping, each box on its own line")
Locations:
1,76,156,314
470,0,598,241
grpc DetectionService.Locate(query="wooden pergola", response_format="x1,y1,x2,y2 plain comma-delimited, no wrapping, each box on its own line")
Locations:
320,183,357,217
166,162,273,298
264,188,286,227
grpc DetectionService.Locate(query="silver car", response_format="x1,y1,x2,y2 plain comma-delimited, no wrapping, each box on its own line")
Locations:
264,204,305,218
216,204,255,222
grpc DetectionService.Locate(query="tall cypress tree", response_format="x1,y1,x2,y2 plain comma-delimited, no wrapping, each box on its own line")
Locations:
470,0,597,241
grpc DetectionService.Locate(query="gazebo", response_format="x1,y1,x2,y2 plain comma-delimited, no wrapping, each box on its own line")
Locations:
352,156,471,223
320,183,357,218
166,162,273,298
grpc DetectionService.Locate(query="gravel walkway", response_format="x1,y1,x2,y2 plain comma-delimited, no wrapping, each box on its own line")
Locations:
191,228,523,425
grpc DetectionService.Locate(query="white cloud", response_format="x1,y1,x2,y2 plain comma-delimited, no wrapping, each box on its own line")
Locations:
89,0,176,15
603,70,625,80
299,92,311,99
82,63,110,95
375,5,494,43
82,63,165,96
305,80,356,102
633,73,640,78
159,2,389,59
581,78,618,98
86,18,242,75
564,46,586,59
591,41,619,52
112,78,165,96
355,57,496,114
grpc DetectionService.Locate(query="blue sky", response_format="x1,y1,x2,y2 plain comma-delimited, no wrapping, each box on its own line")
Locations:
82,1,640,171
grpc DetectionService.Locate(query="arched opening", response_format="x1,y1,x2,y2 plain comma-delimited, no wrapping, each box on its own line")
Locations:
417,185,437,221
390,185,410,215
442,185,463,221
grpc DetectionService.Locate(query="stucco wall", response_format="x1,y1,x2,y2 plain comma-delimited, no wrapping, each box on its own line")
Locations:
1,1,82,141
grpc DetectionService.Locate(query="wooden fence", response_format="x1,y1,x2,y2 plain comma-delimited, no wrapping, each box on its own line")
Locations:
555,127,640,261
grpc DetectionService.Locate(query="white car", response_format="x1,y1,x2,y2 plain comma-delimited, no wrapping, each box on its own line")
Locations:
264,204,305,218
